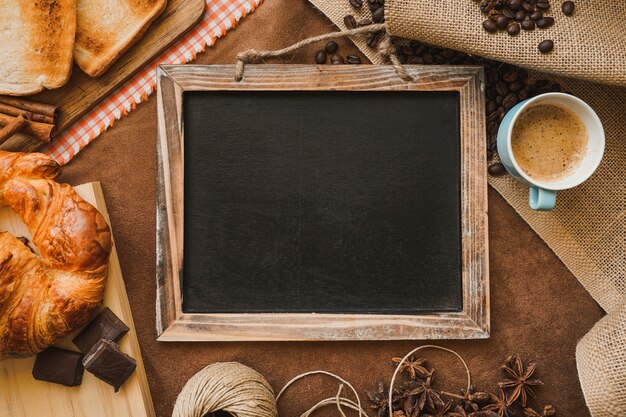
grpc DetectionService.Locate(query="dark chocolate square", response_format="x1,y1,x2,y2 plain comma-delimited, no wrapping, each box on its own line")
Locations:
83,339,136,392
73,307,129,353
32,347,84,387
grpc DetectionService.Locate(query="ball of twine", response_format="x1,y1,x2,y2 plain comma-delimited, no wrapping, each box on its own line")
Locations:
172,362,278,417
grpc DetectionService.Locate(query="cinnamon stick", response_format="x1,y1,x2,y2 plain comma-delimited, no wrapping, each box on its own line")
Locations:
0,112,53,142
0,96,58,119
0,113,30,145
0,102,54,124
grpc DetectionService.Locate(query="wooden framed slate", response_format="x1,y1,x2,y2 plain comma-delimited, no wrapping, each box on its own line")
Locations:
156,64,489,341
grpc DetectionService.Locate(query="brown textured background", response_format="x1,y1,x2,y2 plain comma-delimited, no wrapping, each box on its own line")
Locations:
59,1,604,416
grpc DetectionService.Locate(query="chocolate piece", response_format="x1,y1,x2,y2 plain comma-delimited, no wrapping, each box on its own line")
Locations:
72,307,129,353
32,347,84,387
83,339,136,392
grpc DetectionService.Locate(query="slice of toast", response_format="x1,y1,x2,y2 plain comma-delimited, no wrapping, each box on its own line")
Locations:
74,0,167,78
0,0,76,96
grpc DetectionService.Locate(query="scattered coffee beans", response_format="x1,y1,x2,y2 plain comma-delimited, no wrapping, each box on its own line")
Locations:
315,50,327,64
372,6,385,23
346,55,362,64
330,54,345,64
343,14,357,29
538,39,554,53
488,163,507,176
325,41,338,54
536,16,554,28
507,22,521,36
477,0,558,51
483,19,498,33
561,0,575,16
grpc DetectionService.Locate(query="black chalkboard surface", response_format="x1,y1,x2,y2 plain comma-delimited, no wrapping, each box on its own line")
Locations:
182,90,462,314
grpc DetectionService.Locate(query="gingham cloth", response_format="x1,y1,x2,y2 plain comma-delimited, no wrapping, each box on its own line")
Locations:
42,0,263,165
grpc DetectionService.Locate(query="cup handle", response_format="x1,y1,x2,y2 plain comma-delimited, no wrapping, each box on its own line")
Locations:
529,186,557,211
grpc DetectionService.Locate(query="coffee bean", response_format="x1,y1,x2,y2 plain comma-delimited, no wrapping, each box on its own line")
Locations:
366,31,384,48
372,6,385,22
408,56,424,64
496,80,509,96
529,11,543,20
502,8,515,18
400,45,413,56
507,23,521,36
514,10,526,21
521,19,536,30
483,19,498,32
422,53,434,64
496,95,503,106
509,80,524,93
537,16,555,28
562,0,575,15
358,18,373,26
414,43,427,55
522,2,534,13
496,15,509,29
536,0,550,10
325,41,338,54
315,50,327,64
487,121,499,135
346,55,361,64
331,54,344,64
488,163,507,176
502,71,518,82
486,100,498,114
480,1,493,13
487,149,494,160
503,93,518,110
509,0,521,10
349,0,363,7
518,88,529,100
489,9,502,20
487,110,500,124
434,54,446,64
538,39,554,53
343,15,357,29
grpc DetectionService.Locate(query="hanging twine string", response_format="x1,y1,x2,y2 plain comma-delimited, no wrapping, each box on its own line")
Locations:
234,23,413,82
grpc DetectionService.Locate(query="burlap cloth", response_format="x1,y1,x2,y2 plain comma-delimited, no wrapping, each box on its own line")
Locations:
308,1,625,415
386,0,626,87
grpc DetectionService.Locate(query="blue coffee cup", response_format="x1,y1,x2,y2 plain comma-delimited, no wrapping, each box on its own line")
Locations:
496,92,605,211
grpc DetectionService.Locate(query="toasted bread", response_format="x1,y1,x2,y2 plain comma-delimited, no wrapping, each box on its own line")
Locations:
74,0,167,78
0,0,76,96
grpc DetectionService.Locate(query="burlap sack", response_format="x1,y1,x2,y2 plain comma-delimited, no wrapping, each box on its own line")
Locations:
577,300,626,417
386,0,626,87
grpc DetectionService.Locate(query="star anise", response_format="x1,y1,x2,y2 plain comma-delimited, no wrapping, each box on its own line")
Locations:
366,380,393,417
442,386,491,412
422,400,453,417
483,390,516,417
498,355,544,406
522,405,557,417
392,356,432,380
396,380,425,416
449,406,500,417
415,374,445,411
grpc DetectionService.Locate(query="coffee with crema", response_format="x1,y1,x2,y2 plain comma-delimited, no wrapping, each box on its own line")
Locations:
511,103,588,182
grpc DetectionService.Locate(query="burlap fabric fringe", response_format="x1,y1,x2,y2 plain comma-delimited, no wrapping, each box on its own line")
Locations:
234,23,410,82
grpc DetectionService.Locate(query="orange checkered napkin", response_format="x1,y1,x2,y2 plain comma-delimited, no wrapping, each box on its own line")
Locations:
42,0,263,165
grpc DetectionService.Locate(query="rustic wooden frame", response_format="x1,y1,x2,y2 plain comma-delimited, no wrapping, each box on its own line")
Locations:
156,64,489,341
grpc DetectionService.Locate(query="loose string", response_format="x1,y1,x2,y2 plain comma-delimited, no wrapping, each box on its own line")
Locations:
387,345,472,417
234,23,413,82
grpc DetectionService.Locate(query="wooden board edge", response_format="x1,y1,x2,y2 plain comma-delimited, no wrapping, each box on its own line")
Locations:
156,65,490,341
85,182,156,417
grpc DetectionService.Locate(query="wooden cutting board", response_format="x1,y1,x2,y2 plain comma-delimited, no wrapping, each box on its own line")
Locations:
0,182,155,417
0,0,205,154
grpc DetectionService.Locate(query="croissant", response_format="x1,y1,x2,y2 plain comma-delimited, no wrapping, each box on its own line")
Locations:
0,151,111,358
